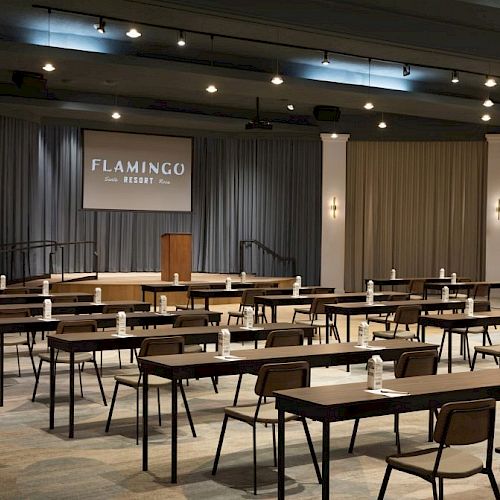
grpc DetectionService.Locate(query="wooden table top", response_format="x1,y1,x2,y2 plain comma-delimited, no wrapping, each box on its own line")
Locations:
141,281,264,291
425,281,500,289
0,300,150,315
0,292,93,304
364,277,453,285
255,291,407,306
419,311,500,329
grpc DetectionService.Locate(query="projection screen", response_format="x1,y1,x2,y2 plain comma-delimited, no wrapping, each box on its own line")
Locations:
82,130,192,211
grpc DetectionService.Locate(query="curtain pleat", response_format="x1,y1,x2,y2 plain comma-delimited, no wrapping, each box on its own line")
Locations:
345,141,487,291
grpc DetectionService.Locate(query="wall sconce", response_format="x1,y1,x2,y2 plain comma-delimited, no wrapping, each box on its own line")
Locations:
330,197,337,219
497,199,500,220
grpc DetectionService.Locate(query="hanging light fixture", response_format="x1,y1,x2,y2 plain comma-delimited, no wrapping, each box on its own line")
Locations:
177,30,186,47
205,35,218,93
321,50,330,65
484,98,495,108
331,132,338,138
111,111,121,120
482,113,492,121
93,17,106,34
271,55,284,85
451,70,459,83
42,8,55,72
287,103,295,111
485,76,497,87
378,112,387,128
364,58,374,110
126,27,141,38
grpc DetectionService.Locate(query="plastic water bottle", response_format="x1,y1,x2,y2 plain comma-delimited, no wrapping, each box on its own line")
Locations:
116,311,126,334
94,287,101,305
295,275,302,288
358,321,369,347
367,355,383,390
442,286,449,302
173,273,179,286
439,268,445,278
367,280,374,292
390,268,396,280
0,275,5,290
366,288,374,305
160,295,168,315
218,328,231,357
42,280,49,296
43,299,52,320
466,298,474,317
244,306,254,328
240,271,246,283
225,277,232,291
292,281,300,298
451,273,457,284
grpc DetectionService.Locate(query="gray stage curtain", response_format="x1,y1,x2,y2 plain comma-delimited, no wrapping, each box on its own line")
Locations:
1,117,322,284
345,141,487,291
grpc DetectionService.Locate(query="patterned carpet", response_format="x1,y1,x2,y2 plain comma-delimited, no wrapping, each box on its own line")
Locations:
1,303,499,499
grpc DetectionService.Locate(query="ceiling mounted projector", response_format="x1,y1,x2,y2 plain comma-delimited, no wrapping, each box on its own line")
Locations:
246,97,273,130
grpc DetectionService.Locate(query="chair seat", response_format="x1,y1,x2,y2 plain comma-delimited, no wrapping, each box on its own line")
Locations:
295,319,327,328
451,326,485,334
367,316,391,325
228,310,266,318
5,336,28,347
387,447,484,479
293,307,310,315
373,330,417,340
184,344,203,353
115,372,170,387
225,402,299,424
175,305,206,310
475,344,500,356
39,351,93,364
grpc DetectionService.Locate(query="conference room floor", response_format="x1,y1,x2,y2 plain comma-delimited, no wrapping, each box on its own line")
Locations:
1,303,499,499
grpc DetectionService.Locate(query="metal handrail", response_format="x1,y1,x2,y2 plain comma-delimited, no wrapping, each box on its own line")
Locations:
239,239,296,276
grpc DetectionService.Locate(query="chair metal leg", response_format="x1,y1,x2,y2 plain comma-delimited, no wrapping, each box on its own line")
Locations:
471,350,478,371
105,383,119,432
32,359,43,402
92,359,107,405
272,423,277,467
439,478,444,500
431,479,439,500
136,385,140,445
395,413,401,455
438,332,446,360
15,346,21,377
487,469,500,498
301,418,322,484
118,350,122,369
348,418,360,453
179,381,196,438
211,376,218,394
377,465,392,500
27,337,36,376
212,414,229,475
253,424,257,495
77,364,84,398
157,387,162,426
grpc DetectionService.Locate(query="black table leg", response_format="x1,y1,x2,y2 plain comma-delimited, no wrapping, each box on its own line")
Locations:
325,313,330,344
272,306,277,323
49,346,55,429
171,377,178,483
142,288,145,302
69,352,75,438
142,371,149,471
154,291,157,312
346,314,351,372
447,329,452,373
277,408,285,500
421,324,426,343
205,297,209,310
0,334,3,406
322,421,330,500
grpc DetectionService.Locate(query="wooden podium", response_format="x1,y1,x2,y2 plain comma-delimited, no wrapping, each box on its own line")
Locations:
160,233,192,281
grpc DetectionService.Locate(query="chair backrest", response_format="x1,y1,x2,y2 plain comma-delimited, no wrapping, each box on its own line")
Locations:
434,398,496,446
241,288,266,307
394,304,421,326
173,314,209,328
310,296,334,315
138,336,184,358
56,319,98,334
473,283,490,299
265,329,304,348
188,284,210,295
52,295,78,303
409,279,425,295
474,300,491,313
254,361,310,398
395,350,438,378
311,287,332,294
102,304,135,314
0,308,31,318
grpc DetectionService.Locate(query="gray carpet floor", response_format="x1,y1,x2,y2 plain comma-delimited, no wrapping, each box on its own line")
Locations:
1,304,500,499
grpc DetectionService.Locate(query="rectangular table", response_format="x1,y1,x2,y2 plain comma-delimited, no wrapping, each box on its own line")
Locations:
47,322,313,438
139,340,437,483
0,309,222,406
423,281,500,299
419,311,500,373
0,300,151,315
0,286,43,294
364,277,452,291
0,292,93,305
275,369,500,500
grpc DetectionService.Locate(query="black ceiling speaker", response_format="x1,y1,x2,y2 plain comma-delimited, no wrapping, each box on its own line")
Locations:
246,97,273,130
313,105,341,122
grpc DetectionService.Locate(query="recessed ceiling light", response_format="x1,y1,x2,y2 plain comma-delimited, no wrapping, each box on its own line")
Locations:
321,50,330,65
451,70,459,83
206,84,218,93
177,30,186,47
364,101,374,110
271,74,284,85
111,111,121,119
287,103,294,111
331,132,338,138
93,17,106,34
484,99,494,107
482,113,491,121
378,120,387,129
126,28,141,38
42,62,55,72
485,76,497,87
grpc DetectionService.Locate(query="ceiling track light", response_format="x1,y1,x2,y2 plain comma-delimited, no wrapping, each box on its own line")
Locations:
94,16,106,33
321,50,330,65
126,27,141,38
485,76,497,87
177,30,186,46
403,64,411,77
451,70,459,83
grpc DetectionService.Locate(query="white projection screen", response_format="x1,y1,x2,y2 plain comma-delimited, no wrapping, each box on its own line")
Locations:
82,130,192,211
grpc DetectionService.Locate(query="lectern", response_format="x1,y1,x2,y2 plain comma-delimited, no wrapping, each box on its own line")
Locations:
160,233,192,281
